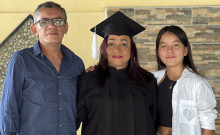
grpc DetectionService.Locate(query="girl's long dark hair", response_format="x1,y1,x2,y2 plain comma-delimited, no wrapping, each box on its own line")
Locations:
156,25,199,74
94,36,153,87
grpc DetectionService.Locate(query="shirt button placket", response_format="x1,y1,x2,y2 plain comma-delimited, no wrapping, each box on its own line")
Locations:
57,75,63,133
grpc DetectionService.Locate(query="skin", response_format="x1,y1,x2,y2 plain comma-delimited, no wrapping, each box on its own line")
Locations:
31,7,68,46
158,32,188,81
158,32,215,135
106,35,131,70
202,129,215,135
30,7,68,72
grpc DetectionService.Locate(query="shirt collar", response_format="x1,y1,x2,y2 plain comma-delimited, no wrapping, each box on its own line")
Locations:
33,41,75,58
181,67,195,78
33,41,42,56
107,66,129,77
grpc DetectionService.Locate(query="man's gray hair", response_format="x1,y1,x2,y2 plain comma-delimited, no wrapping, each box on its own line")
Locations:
33,1,67,24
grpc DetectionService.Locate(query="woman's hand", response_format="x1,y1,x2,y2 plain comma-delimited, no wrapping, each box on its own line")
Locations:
85,66,95,72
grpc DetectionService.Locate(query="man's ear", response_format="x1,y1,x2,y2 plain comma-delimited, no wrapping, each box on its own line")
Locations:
30,24,39,36
64,23,68,34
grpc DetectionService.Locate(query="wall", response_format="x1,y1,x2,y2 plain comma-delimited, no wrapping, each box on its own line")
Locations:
1,0,220,67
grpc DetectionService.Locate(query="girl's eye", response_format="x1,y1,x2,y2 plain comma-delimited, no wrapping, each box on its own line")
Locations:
174,44,179,47
160,45,166,48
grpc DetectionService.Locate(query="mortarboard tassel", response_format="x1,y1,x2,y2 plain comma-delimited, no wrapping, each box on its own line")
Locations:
92,27,98,60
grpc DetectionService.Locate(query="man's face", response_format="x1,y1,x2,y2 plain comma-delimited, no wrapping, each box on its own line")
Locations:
31,7,68,45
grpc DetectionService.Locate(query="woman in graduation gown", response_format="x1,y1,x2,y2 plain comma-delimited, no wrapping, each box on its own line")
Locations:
76,11,158,135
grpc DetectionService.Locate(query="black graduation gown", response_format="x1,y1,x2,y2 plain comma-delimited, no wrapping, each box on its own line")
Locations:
76,67,157,135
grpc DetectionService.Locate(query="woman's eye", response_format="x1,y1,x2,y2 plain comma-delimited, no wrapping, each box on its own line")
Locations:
107,43,114,47
121,43,127,47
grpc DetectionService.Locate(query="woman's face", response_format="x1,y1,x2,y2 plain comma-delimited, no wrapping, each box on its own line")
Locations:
106,35,131,70
158,32,188,69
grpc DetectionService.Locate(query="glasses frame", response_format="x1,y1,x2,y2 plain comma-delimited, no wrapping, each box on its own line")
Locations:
35,18,66,27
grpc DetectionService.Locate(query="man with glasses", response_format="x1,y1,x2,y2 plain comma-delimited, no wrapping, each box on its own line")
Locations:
0,1,84,135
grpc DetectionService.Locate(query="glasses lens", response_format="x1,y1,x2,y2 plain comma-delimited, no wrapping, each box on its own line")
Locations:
37,18,65,27
39,19,50,27
53,19,65,26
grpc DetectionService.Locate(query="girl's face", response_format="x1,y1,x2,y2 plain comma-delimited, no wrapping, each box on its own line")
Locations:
106,35,131,70
158,32,188,69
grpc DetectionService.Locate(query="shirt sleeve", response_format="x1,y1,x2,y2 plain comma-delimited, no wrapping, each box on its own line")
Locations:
196,78,217,130
0,53,24,135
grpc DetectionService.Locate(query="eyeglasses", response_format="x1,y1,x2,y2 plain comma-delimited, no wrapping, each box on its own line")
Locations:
35,18,66,27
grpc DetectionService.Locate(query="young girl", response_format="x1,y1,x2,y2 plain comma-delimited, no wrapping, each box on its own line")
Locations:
153,25,217,135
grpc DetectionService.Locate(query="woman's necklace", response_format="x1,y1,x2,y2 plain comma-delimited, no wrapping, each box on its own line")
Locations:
168,79,174,89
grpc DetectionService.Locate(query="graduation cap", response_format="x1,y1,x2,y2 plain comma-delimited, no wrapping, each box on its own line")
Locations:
91,11,145,60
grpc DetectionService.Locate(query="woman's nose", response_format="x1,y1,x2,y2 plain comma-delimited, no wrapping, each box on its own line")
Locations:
113,44,121,52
